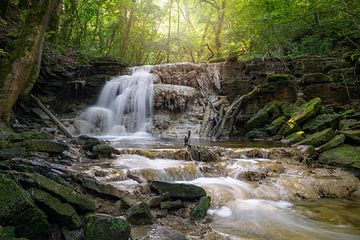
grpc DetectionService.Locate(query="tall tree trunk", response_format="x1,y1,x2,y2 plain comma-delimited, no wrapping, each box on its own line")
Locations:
0,0,10,18
0,0,61,122
214,0,225,57
167,0,173,63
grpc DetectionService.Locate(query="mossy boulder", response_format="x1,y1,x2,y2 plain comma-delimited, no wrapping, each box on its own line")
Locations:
339,119,360,131
31,188,81,229
266,116,286,136
10,172,96,213
82,138,103,152
246,129,269,139
281,103,300,118
288,98,322,126
302,113,342,133
125,202,155,225
16,140,68,153
316,134,345,153
296,128,335,147
150,181,206,200
282,131,305,144
92,144,113,158
341,130,360,144
6,131,50,143
189,146,220,162
190,196,211,220
282,121,302,136
83,214,131,240
0,147,26,160
300,73,330,85
319,145,360,177
0,175,50,240
245,101,280,130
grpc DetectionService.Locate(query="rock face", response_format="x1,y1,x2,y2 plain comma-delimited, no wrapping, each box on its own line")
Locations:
0,175,50,240
83,214,131,240
150,181,206,200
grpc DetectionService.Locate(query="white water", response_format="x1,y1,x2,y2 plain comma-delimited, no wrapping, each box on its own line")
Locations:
80,66,155,135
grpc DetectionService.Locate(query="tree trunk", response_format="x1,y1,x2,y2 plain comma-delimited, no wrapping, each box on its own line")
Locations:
0,0,10,18
167,0,173,63
0,0,61,122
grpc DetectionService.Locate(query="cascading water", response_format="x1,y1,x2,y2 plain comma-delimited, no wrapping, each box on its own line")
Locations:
80,66,154,135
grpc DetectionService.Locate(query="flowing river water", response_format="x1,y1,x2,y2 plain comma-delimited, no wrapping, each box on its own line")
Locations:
76,66,360,239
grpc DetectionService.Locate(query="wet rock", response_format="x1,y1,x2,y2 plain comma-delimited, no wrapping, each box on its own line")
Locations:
189,145,221,162
10,171,96,213
190,196,211,220
282,131,305,144
31,188,81,229
0,147,26,160
20,140,68,153
341,129,360,144
150,181,206,200
83,214,131,240
0,175,50,240
296,128,335,147
316,134,345,153
319,145,360,177
302,113,341,133
160,200,184,210
92,144,113,158
125,202,155,225
266,116,286,136
138,225,187,240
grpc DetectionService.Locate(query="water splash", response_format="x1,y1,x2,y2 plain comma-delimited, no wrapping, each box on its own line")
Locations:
80,66,155,135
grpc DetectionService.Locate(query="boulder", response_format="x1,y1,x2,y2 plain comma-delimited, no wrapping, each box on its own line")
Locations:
296,128,335,147
245,101,280,130
0,175,50,240
190,196,211,220
319,145,360,177
125,202,155,225
82,138,103,152
246,129,269,139
10,172,96,213
288,98,322,126
316,134,345,153
302,113,341,133
20,140,68,153
92,144,113,158
341,130,360,144
0,147,26,160
266,116,286,136
189,146,220,162
83,214,131,240
160,200,184,210
31,188,81,229
6,131,50,143
281,131,305,144
150,181,206,200
282,121,302,136
339,119,360,131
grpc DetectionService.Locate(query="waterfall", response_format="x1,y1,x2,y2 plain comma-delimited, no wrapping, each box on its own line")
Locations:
80,66,155,135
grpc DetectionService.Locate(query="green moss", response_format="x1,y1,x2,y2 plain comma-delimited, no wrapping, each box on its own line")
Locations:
342,109,356,116
300,73,330,85
287,98,321,128
92,144,113,158
341,129,360,144
190,196,211,220
32,188,81,229
316,134,345,153
19,140,68,153
9,172,96,213
0,175,50,240
282,131,305,144
245,101,281,130
283,121,302,136
246,129,269,139
296,128,335,147
302,113,342,133
6,131,50,143
0,147,26,160
267,74,295,83
266,116,286,136
82,138,102,151
83,214,131,240
125,202,155,225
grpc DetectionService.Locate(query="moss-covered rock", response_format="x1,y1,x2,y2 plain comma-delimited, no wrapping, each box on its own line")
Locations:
296,128,335,147
10,172,96,213
281,103,300,118
341,130,360,144
288,98,322,126
319,145,360,177
159,200,184,210
300,73,330,85
0,175,50,240
31,188,81,229
82,138,102,152
266,116,286,136
0,139,9,149
125,202,155,225
5,131,50,143
267,74,295,83
83,214,131,240
150,181,206,200
246,129,269,139
92,144,113,158
282,121,302,136
282,131,305,144
339,119,360,131
0,147,26,160
245,101,280,130
302,113,342,133
189,145,220,162
316,134,345,153
20,140,68,153
190,196,211,220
